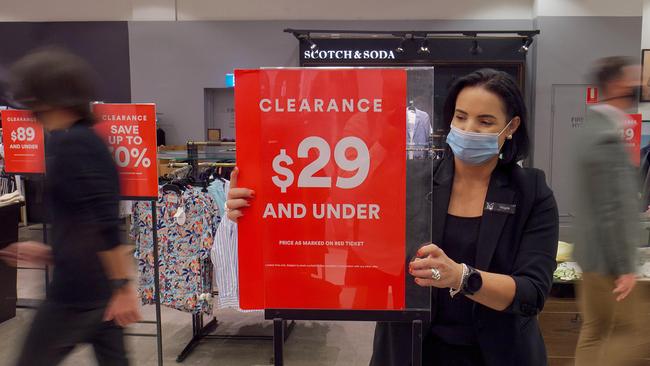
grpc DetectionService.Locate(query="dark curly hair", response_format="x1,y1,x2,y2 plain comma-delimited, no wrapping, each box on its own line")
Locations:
8,47,97,121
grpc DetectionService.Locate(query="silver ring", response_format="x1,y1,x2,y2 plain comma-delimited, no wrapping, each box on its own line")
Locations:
431,268,442,281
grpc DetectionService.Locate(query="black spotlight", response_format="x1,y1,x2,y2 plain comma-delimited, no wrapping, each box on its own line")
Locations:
306,36,318,51
395,37,407,53
469,39,483,55
519,37,533,54
417,38,430,55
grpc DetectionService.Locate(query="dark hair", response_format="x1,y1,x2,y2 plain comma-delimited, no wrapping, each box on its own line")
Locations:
442,68,530,165
589,56,636,90
8,48,97,119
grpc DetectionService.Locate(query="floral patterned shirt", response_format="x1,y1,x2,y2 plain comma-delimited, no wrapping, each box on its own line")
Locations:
131,187,219,314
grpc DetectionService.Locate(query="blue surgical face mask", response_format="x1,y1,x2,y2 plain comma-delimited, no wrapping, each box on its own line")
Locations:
446,122,512,165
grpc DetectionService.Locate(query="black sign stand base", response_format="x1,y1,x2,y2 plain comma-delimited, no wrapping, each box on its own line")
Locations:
265,309,429,366
123,198,163,366
175,314,296,363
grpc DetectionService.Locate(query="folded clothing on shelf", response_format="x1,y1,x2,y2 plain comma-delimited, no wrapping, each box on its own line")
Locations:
556,241,574,263
554,262,583,281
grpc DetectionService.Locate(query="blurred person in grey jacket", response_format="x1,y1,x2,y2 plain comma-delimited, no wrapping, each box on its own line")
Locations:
573,56,644,366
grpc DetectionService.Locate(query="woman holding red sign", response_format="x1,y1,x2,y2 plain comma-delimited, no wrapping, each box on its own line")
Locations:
371,69,559,366
227,69,559,366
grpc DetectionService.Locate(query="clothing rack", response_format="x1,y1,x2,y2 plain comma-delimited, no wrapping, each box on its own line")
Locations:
0,173,17,196
186,141,236,147
177,313,295,363
167,162,236,168
186,141,236,178
164,165,192,180
168,150,295,363
406,147,433,152
176,258,294,363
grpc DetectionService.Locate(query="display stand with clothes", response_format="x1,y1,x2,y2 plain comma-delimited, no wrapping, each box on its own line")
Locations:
2,172,51,310
134,159,295,363
0,200,22,323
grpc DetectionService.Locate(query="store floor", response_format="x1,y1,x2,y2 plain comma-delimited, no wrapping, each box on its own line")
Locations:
0,227,374,366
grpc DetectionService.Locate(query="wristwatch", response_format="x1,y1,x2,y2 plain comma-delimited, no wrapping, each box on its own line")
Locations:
461,265,483,296
110,279,131,292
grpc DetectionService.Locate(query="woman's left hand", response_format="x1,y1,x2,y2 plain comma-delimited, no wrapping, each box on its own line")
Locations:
409,243,464,289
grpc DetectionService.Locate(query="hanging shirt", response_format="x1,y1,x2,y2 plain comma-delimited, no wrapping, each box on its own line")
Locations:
407,109,417,144
207,179,228,216
406,108,433,159
210,180,249,310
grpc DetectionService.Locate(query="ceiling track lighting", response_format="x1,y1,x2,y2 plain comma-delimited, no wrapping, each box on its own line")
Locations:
395,36,408,54
519,37,533,54
285,29,539,55
306,36,318,51
469,39,483,55
417,38,430,55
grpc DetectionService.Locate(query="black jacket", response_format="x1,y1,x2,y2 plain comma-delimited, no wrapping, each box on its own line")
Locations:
370,156,559,366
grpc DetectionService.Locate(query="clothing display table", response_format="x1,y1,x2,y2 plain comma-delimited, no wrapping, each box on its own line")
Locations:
0,202,20,323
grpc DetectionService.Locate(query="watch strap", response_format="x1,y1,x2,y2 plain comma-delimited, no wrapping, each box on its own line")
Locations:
460,265,481,296
110,279,131,292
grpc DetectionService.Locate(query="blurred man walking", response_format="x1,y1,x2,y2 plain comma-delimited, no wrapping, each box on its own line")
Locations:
0,49,140,366
573,56,644,366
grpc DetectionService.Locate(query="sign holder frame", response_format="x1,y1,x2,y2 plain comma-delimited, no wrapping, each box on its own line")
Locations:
91,102,163,365
121,196,164,366
234,67,435,366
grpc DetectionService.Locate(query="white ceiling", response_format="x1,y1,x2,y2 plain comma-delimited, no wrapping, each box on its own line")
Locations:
0,0,643,21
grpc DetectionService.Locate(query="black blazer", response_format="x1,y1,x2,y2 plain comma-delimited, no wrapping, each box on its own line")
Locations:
370,156,559,366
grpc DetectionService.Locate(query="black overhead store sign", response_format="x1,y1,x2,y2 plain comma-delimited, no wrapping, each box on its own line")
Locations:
299,38,527,66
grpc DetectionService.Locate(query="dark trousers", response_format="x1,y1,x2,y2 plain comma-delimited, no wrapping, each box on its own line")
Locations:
16,301,128,366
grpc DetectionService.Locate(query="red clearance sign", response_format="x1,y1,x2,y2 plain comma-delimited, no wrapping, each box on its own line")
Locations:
1,110,45,174
235,69,407,310
623,113,642,166
93,104,158,198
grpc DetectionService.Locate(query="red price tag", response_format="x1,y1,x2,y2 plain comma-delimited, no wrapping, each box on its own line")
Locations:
1,110,45,174
93,104,158,198
236,69,407,310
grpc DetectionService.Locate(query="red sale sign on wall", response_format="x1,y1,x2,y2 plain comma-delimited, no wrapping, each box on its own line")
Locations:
1,110,45,174
623,113,642,166
93,104,158,198
235,69,407,310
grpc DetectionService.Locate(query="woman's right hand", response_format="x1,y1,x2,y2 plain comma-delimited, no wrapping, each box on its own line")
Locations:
226,167,255,223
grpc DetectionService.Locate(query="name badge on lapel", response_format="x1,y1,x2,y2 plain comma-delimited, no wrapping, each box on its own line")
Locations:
484,202,516,214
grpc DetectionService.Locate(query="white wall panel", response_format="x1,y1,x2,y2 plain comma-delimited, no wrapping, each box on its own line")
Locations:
177,0,534,20
534,0,642,17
